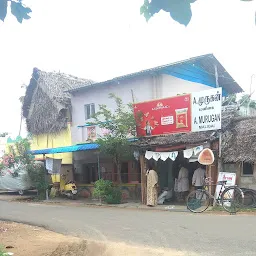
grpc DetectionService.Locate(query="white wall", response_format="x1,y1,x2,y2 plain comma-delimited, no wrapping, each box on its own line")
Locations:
71,73,215,144
71,75,153,144
161,74,212,98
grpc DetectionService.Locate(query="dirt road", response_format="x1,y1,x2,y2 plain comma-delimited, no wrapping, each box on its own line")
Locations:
0,222,190,256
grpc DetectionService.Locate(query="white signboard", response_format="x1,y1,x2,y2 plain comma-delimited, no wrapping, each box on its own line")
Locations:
161,116,174,125
214,172,236,199
192,88,222,132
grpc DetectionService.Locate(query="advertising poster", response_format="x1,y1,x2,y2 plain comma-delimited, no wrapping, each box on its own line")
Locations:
191,88,222,132
87,126,97,141
133,94,191,136
214,172,236,200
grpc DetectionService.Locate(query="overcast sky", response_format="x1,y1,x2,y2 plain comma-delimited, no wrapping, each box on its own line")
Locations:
0,0,255,138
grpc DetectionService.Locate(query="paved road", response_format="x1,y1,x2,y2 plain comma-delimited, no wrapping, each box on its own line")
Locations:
0,201,256,256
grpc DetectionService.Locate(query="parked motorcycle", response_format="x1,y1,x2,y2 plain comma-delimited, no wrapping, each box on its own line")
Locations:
60,180,78,200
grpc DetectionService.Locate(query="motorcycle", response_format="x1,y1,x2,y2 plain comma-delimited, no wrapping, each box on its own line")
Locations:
59,174,78,200
60,180,78,200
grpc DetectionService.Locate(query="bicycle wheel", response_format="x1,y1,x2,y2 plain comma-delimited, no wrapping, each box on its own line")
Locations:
187,190,210,213
241,189,256,208
221,187,244,213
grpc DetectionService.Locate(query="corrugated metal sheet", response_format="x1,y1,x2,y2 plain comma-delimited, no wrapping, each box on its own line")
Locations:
30,143,99,155
67,54,243,95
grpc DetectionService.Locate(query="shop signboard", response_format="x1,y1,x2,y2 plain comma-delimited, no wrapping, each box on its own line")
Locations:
191,87,222,132
133,94,191,137
133,88,222,137
198,148,215,165
215,172,236,200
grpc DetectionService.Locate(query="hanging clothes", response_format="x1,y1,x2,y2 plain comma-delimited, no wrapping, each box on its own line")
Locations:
146,169,158,206
192,167,206,187
177,167,189,192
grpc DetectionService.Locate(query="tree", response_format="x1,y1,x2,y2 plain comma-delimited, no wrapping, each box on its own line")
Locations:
222,93,256,109
239,94,256,109
140,0,255,26
0,0,31,23
92,94,136,183
222,94,237,106
0,132,8,137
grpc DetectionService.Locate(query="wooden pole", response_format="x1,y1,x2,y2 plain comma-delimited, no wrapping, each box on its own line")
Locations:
43,154,49,200
140,154,147,205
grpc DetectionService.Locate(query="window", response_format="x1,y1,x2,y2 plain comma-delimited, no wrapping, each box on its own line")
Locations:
223,163,236,173
84,103,95,120
242,162,254,176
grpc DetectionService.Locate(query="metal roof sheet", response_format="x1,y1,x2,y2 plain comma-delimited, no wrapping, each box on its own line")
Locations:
30,143,99,155
67,54,243,95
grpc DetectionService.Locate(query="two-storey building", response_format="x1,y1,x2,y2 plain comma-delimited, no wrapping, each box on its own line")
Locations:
67,53,242,199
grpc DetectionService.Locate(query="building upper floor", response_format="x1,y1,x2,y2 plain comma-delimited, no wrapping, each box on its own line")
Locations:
68,54,243,144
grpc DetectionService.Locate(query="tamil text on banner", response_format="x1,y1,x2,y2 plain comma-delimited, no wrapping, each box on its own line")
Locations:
214,172,236,200
133,94,191,137
192,88,222,132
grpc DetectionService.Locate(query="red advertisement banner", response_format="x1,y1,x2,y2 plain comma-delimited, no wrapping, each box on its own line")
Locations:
133,94,191,137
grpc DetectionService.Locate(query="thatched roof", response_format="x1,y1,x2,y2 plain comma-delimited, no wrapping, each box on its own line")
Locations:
222,116,256,163
22,68,94,135
134,107,238,148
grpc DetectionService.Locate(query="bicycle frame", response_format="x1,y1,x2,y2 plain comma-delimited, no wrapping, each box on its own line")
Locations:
203,177,244,206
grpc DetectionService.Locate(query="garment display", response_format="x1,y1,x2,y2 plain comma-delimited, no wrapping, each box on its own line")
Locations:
146,169,158,206
160,152,170,161
183,148,193,159
145,151,154,160
193,145,203,156
177,167,189,192
169,151,178,161
192,167,206,187
46,157,62,174
152,152,161,161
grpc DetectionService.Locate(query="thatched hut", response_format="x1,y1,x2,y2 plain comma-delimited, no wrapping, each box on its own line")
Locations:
222,116,256,163
22,68,94,135
221,115,256,189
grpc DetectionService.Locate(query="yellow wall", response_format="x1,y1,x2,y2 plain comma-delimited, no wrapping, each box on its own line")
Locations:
31,123,72,164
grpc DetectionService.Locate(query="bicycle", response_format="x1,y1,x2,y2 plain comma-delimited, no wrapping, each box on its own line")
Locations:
186,177,245,214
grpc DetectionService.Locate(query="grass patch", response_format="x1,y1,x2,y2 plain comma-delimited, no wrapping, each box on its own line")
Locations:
211,205,256,212
0,245,6,256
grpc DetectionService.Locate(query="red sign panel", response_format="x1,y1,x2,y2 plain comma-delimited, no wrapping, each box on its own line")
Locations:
133,95,191,137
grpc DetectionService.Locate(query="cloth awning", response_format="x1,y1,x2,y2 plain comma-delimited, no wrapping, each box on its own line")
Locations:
29,143,99,155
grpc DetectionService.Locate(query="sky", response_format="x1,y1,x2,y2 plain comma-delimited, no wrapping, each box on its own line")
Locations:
0,0,255,138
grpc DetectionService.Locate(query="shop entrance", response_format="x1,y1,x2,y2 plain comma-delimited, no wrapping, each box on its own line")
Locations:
157,159,174,192
149,152,202,205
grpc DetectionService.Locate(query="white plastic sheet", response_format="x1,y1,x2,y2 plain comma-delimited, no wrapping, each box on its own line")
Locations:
0,163,32,191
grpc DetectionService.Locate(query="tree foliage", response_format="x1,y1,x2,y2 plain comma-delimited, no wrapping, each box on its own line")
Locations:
92,94,136,183
0,0,31,23
222,93,256,109
239,94,256,109
140,0,255,26
0,132,8,137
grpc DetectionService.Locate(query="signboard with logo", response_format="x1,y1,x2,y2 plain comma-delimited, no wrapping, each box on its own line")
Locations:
192,88,222,132
133,94,191,136
215,172,236,200
198,148,215,165
133,88,222,137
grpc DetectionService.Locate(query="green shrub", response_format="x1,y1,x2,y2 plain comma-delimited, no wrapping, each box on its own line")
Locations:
27,163,49,200
93,179,113,203
93,179,121,204
105,187,122,204
0,245,5,256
